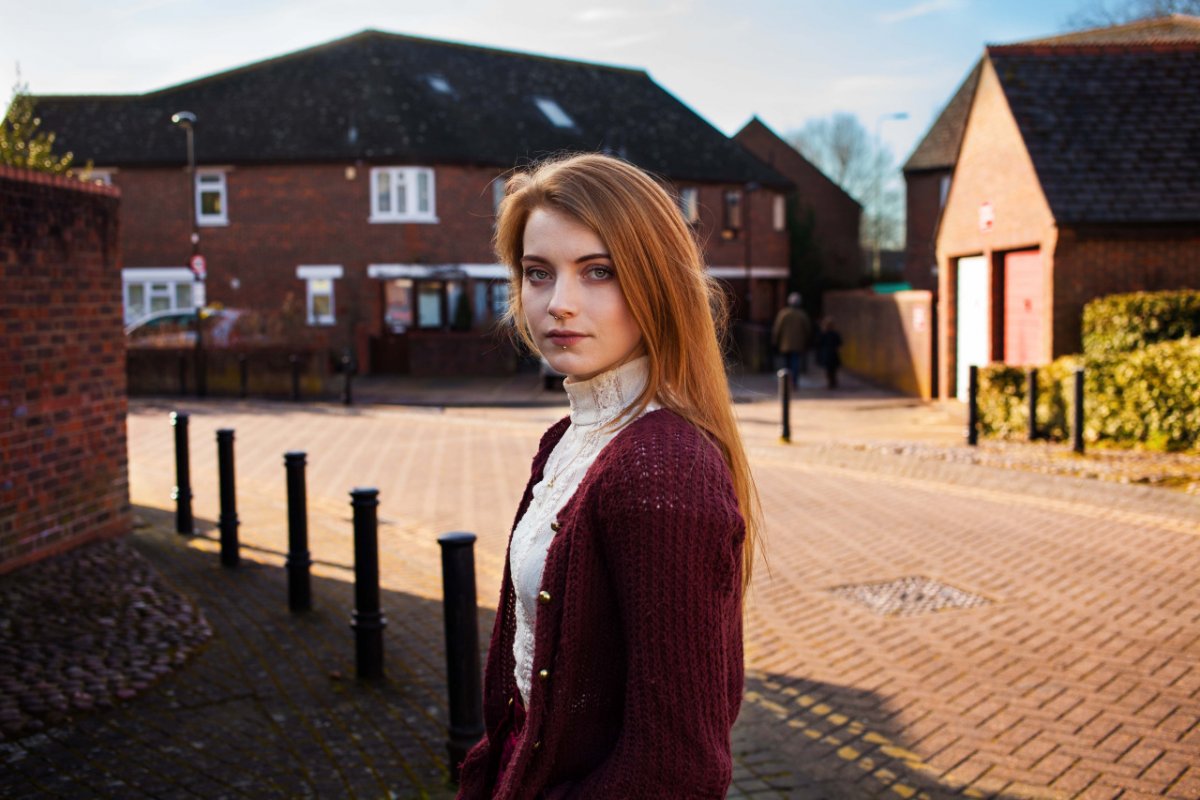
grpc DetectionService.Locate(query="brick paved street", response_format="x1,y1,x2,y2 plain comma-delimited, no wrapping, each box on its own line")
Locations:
3,383,1198,798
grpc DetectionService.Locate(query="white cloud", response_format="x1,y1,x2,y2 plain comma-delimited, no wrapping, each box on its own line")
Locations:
575,7,634,22
877,0,964,24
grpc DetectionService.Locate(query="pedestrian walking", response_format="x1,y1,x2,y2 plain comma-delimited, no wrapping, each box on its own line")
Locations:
815,316,843,390
455,153,759,799
771,292,812,387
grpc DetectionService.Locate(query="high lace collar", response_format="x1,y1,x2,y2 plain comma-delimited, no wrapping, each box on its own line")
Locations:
563,356,651,427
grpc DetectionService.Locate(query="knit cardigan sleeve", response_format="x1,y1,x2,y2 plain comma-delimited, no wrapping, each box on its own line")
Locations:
552,417,746,798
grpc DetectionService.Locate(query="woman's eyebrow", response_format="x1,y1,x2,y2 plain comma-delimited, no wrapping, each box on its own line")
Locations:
574,252,611,263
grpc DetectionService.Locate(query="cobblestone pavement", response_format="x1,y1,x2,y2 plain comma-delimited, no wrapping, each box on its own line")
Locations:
3,373,1199,798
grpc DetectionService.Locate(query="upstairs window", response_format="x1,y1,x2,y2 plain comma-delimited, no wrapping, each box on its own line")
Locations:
773,194,787,232
370,167,437,223
723,189,743,235
678,187,699,224
196,169,228,226
534,97,575,129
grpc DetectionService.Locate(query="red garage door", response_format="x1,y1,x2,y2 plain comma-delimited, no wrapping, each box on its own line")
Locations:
1003,250,1044,365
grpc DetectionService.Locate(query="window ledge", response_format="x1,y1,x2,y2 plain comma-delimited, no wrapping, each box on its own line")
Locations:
198,218,229,227
368,215,440,225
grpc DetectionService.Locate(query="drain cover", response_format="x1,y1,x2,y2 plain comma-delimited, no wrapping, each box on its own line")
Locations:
829,576,991,616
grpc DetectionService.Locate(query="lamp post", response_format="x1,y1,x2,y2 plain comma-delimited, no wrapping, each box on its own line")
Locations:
872,111,908,281
171,110,206,397
742,181,759,324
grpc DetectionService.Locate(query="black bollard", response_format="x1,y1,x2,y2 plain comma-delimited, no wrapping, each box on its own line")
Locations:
439,532,484,784
178,355,188,396
350,488,385,679
216,429,239,567
239,354,249,400
342,354,354,407
285,452,313,612
777,368,791,443
171,412,194,535
290,354,301,402
966,365,979,446
1027,368,1039,441
1073,367,1086,455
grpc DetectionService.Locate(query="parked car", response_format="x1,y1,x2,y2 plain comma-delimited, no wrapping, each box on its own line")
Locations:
125,308,245,348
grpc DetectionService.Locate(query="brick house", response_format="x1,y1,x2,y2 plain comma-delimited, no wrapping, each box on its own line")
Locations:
733,117,864,307
933,24,1200,400
33,30,789,376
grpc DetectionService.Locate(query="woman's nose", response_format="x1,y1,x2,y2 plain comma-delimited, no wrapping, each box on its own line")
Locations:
547,278,577,320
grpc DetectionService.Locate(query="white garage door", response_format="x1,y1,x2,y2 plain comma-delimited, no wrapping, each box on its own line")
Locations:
956,256,989,401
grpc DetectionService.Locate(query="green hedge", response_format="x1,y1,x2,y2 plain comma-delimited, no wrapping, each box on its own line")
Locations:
978,337,1200,451
1082,290,1200,356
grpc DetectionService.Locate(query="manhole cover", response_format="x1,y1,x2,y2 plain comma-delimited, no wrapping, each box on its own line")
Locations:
828,576,991,617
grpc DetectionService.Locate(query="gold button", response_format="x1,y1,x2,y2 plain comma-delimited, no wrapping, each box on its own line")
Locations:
550,521,560,532
538,669,549,681
532,740,541,750
537,590,551,605
507,697,514,707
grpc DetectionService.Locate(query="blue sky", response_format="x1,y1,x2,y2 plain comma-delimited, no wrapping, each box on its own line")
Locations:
2,0,1092,170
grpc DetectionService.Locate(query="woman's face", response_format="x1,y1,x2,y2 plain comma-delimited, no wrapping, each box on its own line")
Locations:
520,206,643,382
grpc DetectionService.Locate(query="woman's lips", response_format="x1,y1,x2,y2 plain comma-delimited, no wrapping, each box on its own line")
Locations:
547,331,587,347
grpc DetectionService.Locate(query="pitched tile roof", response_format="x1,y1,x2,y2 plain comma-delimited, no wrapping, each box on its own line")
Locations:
902,60,981,173
31,30,787,187
902,14,1200,174
989,41,1200,223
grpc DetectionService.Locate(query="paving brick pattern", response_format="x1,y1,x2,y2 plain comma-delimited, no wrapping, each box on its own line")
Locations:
2,393,1198,798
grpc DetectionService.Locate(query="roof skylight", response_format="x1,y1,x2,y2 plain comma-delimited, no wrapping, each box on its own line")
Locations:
426,75,453,94
534,97,575,129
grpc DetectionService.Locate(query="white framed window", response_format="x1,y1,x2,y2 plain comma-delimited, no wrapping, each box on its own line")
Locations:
196,169,229,226
121,267,196,324
297,265,343,326
534,97,575,129
87,167,116,186
370,167,437,223
678,187,699,224
773,194,786,232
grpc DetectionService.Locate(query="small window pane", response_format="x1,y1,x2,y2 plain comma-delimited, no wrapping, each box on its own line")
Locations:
385,279,414,333
200,190,222,217
150,293,171,313
126,284,146,321
417,171,430,213
396,173,408,215
491,281,510,320
773,194,786,232
679,187,699,224
418,281,444,329
473,282,489,321
377,172,392,213
175,282,193,309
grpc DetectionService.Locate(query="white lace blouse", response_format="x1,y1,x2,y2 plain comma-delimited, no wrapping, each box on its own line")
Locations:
509,356,658,705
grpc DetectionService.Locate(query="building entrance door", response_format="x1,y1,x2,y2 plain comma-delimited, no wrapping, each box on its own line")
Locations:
1003,250,1044,366
956,255,989,401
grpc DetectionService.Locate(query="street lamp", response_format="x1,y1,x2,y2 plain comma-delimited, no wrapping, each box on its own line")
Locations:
171,110,206,396
873,111,908,281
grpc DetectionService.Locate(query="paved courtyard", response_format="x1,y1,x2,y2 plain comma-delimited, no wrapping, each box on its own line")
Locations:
3,381,1198,798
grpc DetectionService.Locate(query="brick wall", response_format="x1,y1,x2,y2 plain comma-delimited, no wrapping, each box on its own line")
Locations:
903,168,946,292
824,290,936,399
112,160,789,354
0,166,129,574
1052,225,1200,354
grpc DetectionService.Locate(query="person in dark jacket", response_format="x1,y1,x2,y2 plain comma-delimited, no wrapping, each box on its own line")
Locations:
771,292,812,387
815,316,843,390
455,153,760,799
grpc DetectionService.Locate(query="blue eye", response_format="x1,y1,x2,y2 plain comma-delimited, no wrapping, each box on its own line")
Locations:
524,267,551,282
587,266,614,279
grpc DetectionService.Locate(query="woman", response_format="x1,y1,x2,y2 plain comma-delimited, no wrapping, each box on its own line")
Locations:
456,153,760,799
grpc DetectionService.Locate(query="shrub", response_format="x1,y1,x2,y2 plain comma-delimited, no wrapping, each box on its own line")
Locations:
976,338,1200,452
1082,290,1200,357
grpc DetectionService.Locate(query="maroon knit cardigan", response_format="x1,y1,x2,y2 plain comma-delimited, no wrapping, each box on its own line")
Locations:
456,409,746,799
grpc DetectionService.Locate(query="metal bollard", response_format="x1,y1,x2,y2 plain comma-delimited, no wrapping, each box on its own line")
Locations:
1027,368,1039,441
285,452,313,612
290,354,301,402
178,356,188,396
342,354,354,407
171,412,194,535
1073,367,1086,455
350,488,385,679
239,354,249,400
439,532,484,784
217,429,239,567
777,368,791,443
966,365,979,446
